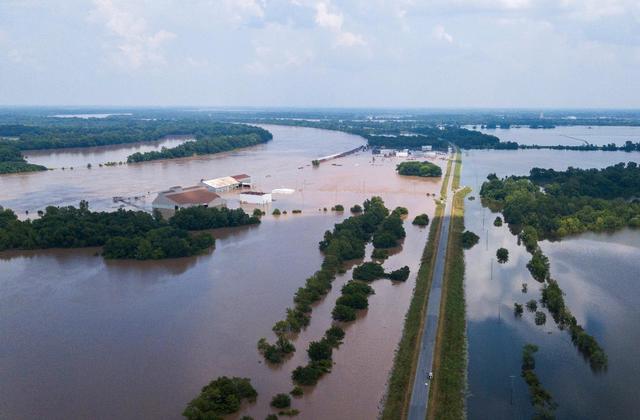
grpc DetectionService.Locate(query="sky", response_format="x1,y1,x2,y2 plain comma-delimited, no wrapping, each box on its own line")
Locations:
1,0,639,108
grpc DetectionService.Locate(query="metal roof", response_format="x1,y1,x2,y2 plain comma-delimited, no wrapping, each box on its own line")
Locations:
202,176,240,189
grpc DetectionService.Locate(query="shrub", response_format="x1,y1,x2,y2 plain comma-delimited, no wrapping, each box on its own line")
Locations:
292,209,302,214
386,266,410,281
312,159,320,167
514,303,524,317
392,206,408,216
308,340,333,362
183,376,257,419
371,248,389,260
324,326,346,347
496,247,509,263
331,204,344,212
396,161,442,177
253,208,265,217
494,216,503,226
271,393,291,409
353,262,385,281
534,311,547,325
332,304,356,322
291,360,332,385
412,213,430,226
526,300,538,312
527,250,550,282
350,204,363,213
336,293,369,310
461,230,480,249
290,386,304,397
272,208,281,216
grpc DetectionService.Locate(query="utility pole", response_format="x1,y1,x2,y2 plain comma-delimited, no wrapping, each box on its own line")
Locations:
509,375,515,405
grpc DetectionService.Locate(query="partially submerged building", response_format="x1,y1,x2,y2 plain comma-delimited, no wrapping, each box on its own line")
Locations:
152,186,225,210
201,174,253,193
239,191,272,205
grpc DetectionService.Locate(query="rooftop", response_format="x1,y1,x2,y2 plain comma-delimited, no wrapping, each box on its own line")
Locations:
231,174,251,181
164,186,221,205
202,176,240,189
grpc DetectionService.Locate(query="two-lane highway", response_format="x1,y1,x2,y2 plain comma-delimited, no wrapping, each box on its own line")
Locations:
407,156,457,420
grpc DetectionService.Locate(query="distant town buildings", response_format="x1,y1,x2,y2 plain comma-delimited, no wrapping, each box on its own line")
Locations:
152,186,225,210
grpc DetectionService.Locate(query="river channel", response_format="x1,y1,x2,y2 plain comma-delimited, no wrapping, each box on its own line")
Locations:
0,125,443,419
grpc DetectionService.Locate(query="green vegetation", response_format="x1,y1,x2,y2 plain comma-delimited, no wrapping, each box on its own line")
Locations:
514,303,524,317
382,192,446,419
257,337,295,364
312,159,320,167
272,208,281,216
526,300,538,312
393,206,409,216
0,144,46,174
427,187,469,420
371,248,389,260
480,163,640,240
412,213,430,226
526,251,549,282
535,311,547,325
493,216,503,227
291,325,347,386
331,204,344,212
170,206,260,230
350,204,363,213
270,394,291,409
461,230,479,249
290,386,303,397
387,266,410,282
0,201,263,259
353,262,385,281
260,197,389,362
496,247,509,263
291,209,302,214
396,161,442,177
372,212,406,249
183,376,257,420
521,344,557,419
480,164,620,370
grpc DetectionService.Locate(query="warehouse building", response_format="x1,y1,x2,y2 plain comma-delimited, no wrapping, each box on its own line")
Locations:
201,174,253,193
239,191,272,205
152,186,225,210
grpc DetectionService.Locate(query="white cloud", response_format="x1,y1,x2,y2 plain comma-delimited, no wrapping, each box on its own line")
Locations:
89,0,176,70
314,1,366,47
433,24,453,43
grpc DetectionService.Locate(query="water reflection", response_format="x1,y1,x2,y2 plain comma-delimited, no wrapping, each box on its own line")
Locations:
463,148,640,419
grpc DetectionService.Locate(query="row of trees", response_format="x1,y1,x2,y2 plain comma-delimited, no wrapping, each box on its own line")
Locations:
480,167,614,370
0,119,272,150
183,376,257,419
521,344,557,419
0,143,46,174
0,202,258,260
258,197,391,363
127,133,270,162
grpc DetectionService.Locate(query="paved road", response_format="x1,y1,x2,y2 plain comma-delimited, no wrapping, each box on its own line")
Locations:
407,158,456,420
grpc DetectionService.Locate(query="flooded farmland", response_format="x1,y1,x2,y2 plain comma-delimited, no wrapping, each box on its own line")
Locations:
462,148,640,419
0,125,444,419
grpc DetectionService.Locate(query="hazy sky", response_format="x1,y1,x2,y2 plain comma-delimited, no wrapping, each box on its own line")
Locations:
1,0,639,108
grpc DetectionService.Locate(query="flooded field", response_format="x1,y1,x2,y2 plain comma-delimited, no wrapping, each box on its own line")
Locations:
0,125,444,419
467,125,640,147
462,149,640,419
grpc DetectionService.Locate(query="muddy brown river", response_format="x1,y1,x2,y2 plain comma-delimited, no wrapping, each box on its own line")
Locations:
0,125,444,419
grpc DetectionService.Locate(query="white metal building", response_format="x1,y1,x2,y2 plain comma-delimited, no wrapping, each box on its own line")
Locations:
201,174,253,193
239,191,272,204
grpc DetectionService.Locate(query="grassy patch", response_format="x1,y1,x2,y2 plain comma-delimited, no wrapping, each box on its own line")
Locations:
452,150,462,190
381,202,444,420
440,158,453,198
427,186,470,420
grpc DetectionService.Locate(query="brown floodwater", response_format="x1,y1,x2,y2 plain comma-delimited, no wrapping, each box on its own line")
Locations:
0,125,444,419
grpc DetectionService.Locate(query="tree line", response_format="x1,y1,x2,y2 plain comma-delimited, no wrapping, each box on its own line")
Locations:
0,143,47,174
480,165,625,370
0,202,259,260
